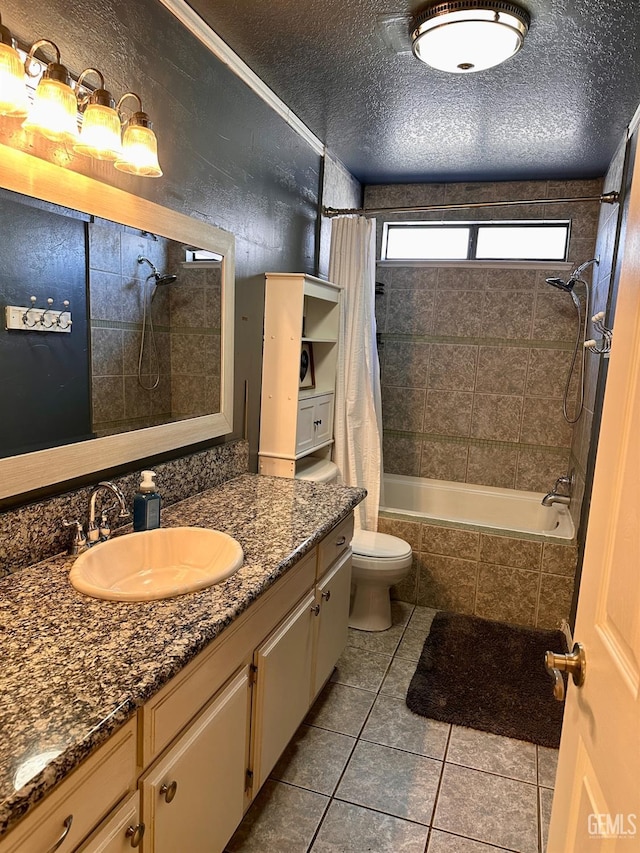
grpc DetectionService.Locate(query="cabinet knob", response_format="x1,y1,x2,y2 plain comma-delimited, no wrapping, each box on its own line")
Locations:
310,603,321,616
46,815,73,853
126,823,146,848
322,589,331,601
335,536,346,546
160,780,178,803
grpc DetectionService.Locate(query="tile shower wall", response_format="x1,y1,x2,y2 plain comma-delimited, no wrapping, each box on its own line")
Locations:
379,516,577,630
90,223,221,436
0,440,248,577
366,179,602,495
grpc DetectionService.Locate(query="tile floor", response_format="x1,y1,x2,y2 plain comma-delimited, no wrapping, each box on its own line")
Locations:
226,602,558,853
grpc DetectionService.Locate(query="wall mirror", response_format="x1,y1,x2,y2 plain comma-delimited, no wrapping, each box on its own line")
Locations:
0,143,234,501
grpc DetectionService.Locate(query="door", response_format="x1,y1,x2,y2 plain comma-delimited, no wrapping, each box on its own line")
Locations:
547,165,640,848
140,666,251,853
251,591,316,790
313,550,352,697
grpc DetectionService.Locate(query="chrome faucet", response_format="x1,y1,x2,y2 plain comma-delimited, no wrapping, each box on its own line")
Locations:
63,481,129,554
541,474,573,508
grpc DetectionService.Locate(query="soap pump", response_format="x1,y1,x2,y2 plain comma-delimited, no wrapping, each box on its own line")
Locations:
133,470,161,532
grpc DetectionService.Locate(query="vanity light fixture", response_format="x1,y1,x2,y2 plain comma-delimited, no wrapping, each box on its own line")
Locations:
114,92,162,178
74,68,122,161
22,39,79,143
0,13,28,116
0,15,162,178
411,0,530,73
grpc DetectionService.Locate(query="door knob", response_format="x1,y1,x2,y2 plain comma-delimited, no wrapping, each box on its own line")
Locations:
545,642,586,702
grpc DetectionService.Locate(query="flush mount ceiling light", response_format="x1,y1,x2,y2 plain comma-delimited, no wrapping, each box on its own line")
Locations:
411,0,530,73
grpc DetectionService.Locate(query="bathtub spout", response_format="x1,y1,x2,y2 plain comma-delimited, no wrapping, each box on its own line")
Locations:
541,473,573,507
541,493,571,507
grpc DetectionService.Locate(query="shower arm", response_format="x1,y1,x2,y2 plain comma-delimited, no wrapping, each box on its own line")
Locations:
323,192,619,218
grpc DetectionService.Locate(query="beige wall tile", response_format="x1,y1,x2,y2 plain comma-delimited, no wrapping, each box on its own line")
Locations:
433,291,484,337
383,341,430,388
515,448,571,493
416,553,477,613
391,555,419,604
437,268,487,290
386,289,435,334
429,344,478,391
532,292,577,342
423,390,474,437
520,397,573,447
378,517,422,550
475,346,529,395
383,434,422,476
526,349,574,398
542,543,579,576
471,394,523,442
485,269,537,291
466,445,518,489
480,534,542,570
475,563,539,626
537,574,575,629
420,439,469,481
420,524,480,559
482,292,535,339
382,387,426,432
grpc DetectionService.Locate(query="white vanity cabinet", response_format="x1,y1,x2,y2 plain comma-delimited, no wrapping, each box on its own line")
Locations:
259,273,342,478
0,514,354,853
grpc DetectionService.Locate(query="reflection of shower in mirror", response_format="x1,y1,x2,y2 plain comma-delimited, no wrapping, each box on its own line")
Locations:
137,255,178,390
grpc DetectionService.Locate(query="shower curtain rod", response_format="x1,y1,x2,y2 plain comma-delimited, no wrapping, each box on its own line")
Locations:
323,191,619,218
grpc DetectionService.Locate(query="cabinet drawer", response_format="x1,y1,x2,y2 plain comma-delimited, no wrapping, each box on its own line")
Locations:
317,513,354,580
0,719,137,853
76,792,142,853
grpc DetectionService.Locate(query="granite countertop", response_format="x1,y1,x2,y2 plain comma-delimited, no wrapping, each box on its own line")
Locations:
0,473,365,837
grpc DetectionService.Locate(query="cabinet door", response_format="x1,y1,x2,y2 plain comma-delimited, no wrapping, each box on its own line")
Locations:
252,592,316,790
140,666,251,853
76,793,143,853
313,551,352,697
295,398,316,454
313,395,333,445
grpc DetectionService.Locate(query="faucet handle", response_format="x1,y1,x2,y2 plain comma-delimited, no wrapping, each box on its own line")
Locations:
62,519,88,555
555,472,574,494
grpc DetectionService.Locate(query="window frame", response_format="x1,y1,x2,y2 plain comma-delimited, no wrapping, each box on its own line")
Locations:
381,219,572,263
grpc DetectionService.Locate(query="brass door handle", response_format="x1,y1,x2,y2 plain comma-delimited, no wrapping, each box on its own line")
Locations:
545,642,586,702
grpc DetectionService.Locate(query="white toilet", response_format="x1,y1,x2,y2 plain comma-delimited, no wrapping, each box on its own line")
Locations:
295,457,413,631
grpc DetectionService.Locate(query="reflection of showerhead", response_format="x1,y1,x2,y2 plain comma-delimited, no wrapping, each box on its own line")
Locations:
137,255,177,286
137,255,177,298
545,276,574,293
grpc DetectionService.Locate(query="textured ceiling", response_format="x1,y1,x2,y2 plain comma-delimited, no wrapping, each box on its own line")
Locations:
187,0,640,184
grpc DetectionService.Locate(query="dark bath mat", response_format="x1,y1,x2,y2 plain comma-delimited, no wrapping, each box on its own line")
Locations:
406,611,568,748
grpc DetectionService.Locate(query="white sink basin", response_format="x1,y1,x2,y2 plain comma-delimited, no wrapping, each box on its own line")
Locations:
69,527,244,601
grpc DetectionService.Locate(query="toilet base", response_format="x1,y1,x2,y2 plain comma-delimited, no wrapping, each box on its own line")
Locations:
349,580,393,632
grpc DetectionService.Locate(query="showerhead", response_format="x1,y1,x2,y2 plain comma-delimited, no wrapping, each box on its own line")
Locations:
137,255,177,295
155,273,177,286
545,276,574,292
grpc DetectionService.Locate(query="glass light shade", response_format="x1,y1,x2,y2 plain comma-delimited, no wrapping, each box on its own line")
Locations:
115,123,162,177
22,77,79,143
412,8,527,73
0,42,28,116
74,103,122,160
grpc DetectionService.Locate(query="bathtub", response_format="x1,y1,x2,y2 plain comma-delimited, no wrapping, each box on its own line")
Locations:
380,474,575,540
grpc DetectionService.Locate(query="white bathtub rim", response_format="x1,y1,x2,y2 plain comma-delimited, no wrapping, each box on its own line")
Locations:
380,473,576,543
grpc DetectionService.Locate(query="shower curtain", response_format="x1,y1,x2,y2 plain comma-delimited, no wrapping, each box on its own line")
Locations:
329,215,383,531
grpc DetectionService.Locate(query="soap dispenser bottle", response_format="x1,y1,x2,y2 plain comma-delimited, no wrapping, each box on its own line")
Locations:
133,470,161,532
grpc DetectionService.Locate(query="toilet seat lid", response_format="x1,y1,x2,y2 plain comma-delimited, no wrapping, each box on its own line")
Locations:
352,530,412,559
295,458,339,483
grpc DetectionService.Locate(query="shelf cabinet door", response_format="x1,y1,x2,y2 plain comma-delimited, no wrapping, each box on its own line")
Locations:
313,395,334,445
295,398,317,454
140,666,251,853
252,591,316,790
313,550,352,697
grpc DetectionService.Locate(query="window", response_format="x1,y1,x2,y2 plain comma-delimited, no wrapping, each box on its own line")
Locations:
382,221,570,262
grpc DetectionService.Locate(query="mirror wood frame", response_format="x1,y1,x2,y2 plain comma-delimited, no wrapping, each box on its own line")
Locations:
0,142,235,501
